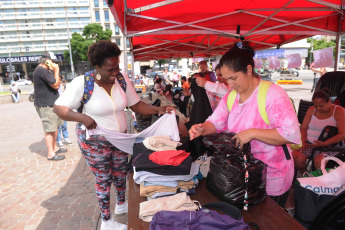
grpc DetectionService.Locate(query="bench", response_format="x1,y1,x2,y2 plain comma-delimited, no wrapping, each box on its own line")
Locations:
127,173,305,230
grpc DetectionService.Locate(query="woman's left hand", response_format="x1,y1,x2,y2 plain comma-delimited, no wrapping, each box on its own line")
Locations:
232,129,255,149
310,140,326,148
158,106,176,115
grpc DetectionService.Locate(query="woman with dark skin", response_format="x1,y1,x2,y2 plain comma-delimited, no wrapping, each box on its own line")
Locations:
54,40,174,230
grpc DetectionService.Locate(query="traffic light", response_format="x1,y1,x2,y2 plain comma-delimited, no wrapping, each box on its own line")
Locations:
6,65,15,72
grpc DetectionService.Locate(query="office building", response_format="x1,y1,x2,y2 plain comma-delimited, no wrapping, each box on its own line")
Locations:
0,0,91,82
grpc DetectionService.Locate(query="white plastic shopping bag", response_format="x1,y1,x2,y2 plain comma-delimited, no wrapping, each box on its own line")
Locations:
297,157,345,195
254,58,263,69
313,47,333,68
268,56,280,69
287,53,302,69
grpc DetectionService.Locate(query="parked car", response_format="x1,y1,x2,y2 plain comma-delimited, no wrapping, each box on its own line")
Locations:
147,71,163,78
280,68,299,77
15,79,32,85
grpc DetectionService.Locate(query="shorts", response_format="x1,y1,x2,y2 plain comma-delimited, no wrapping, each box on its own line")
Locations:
299,141,342,158
35,106,63,133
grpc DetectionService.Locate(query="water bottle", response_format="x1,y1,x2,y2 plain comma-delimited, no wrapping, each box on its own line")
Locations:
322,128,330,141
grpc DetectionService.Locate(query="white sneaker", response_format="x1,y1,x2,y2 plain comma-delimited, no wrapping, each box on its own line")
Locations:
114,201,128,215
101,219,127,230
63,139,73,145
57,141,63,148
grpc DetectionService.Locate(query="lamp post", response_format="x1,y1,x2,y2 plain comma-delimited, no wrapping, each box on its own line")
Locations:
65,9,75,79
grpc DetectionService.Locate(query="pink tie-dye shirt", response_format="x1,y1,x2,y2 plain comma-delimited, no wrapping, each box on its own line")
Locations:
207,81,301,196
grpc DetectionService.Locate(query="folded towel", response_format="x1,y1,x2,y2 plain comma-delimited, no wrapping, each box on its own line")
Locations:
149,150,190,166
143,135,182,152
140,180,195,197
139,192,198,222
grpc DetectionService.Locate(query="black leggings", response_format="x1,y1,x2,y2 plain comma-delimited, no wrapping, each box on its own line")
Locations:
269,189,290,208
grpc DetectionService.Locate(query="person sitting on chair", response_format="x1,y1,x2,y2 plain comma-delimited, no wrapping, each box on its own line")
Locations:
293,88,345,172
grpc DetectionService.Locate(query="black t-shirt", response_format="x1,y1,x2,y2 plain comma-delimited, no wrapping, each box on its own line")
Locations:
33,66,59,107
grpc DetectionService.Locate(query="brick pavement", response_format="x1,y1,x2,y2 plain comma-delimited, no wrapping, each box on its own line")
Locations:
0,102,126,230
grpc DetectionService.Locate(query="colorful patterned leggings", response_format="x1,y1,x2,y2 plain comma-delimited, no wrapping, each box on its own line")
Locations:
76,124,129,221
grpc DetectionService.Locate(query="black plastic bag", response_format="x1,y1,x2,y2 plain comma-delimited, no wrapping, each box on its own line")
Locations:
204,133,267,208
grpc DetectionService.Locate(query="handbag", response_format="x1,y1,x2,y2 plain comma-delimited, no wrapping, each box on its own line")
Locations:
149,201,252,230
294,181,338,225
297,157,345,195
204,133,267,209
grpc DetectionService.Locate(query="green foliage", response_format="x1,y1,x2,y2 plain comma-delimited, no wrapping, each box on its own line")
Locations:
63,23,112,66
157,59,166,67
83,23,112,42
306,38,336,65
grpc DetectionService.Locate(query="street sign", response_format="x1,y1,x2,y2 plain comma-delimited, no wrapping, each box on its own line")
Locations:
6,65,15,72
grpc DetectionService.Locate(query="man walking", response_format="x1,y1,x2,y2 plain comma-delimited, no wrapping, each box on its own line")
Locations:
33,51,65,161
9,81,20,103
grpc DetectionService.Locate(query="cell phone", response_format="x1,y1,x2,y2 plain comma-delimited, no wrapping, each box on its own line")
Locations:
45,60,54,70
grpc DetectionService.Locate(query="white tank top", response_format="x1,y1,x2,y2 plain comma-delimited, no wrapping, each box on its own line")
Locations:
307,106,337,143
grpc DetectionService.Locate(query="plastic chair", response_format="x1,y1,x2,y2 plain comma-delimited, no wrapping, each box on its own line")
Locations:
297,100,313,124
314,71,345,98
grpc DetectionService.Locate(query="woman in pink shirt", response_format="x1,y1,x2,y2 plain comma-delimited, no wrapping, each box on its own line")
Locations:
189,43,301,208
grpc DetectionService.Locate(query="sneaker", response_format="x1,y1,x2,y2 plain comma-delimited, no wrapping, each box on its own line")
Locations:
101,219,127,230
114,201,128,215
63,139,73,145
57,141,63,148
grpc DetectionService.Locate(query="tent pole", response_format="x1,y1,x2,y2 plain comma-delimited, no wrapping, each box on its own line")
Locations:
334,12,343,71
123,0,128,77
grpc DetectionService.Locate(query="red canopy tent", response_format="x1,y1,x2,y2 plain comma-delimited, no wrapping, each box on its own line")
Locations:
108,0,343,68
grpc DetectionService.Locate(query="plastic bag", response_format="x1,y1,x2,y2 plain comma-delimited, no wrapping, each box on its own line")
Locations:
204,133,267,208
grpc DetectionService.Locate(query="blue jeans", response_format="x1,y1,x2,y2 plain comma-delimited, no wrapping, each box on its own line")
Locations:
57,121,69,142
11,93,20,103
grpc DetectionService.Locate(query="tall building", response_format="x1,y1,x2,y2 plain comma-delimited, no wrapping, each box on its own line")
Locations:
0,0,91,82
89,0,127,71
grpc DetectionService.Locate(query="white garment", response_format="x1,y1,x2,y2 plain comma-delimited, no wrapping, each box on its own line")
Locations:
85,112,180,154
142,77,149,86
133,162,200,184
307,106,338,143
139,192,199,222
204,81,230,97
10,83,18,94
55,72,140,133
143,135,181,152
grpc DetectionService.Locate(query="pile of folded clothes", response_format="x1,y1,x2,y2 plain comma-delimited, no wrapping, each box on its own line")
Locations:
132,135,200,200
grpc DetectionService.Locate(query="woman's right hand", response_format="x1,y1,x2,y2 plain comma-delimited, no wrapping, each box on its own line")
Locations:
81,114,97,130
189,123,204,140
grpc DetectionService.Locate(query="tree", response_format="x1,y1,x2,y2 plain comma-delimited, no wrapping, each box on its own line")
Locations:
306,38,336,65
157,59,166,68
63,23,112,66
83,23,112,42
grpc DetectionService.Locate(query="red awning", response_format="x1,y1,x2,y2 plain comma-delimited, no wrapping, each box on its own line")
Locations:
109,0,344,61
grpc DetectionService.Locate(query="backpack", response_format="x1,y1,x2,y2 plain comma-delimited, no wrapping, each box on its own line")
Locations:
226,80,300,159
77,71,127,113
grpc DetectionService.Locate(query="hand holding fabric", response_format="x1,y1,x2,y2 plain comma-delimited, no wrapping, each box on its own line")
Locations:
189,124,204,140
195,77,206,88
81,114,97,130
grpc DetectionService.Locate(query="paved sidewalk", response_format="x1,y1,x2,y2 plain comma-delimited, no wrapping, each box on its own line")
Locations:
0,102,126,230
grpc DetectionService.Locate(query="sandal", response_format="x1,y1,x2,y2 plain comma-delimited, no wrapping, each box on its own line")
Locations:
48,155,65,161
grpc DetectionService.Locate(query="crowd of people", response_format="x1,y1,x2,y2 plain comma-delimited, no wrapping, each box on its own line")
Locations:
27,39,345,230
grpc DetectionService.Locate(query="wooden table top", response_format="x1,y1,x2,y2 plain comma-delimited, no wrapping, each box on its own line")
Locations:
127,173,305,230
